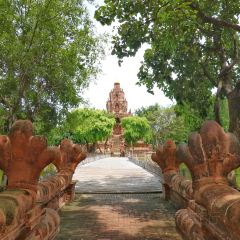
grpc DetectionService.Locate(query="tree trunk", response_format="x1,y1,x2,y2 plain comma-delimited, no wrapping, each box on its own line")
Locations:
86,142,89,152
97,142,103,154
228,82,240,139
214,95,222,125
104,138,108,153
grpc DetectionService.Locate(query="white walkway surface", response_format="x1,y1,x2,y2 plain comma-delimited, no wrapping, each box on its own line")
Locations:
73,157,162,193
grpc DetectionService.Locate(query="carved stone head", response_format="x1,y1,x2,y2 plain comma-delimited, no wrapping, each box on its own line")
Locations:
0,120,59,192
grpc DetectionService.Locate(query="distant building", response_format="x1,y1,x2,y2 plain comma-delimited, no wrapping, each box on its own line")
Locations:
106,82,152,156
106,83,131,155
106,82,131,136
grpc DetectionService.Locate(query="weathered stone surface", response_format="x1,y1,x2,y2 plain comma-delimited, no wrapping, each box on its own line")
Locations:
53,139,87,173
152,121,240,240
152,140,193,207
177,121,240,189
0,120,86,240
175,121,240,240
0,120,59,192
152,140,179,174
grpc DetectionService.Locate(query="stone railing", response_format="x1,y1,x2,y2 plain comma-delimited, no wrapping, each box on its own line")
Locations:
128,152,163,178
78,153,111,166
0,120,86,240
152,120,240,240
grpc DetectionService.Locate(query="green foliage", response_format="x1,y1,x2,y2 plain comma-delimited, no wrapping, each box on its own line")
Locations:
206,97,230,131
95,0,240,125
121,116,152,145
174,103,204,132
0,0,104,134
40,164,57,178
236,167,240,189
179,163,192,180
48,108,115,145
136,104,194,145
0,170,3,185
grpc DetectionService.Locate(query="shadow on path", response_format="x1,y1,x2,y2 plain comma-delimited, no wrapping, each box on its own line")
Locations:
56,193,181,240
56,157,181,240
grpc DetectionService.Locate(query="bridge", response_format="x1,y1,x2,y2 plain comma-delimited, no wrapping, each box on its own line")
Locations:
56,157,180,239
0,120,240,240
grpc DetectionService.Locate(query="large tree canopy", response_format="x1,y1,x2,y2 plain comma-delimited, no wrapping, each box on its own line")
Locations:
135,104,196,145
121,116,152,145
0,0,103,133
48,108,115,146
95,0,240,138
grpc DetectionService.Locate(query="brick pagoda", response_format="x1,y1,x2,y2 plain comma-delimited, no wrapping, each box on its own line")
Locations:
106,83,131,155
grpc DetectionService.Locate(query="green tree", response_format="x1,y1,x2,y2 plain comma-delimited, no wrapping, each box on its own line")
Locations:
136,104,192,145
95,1,240,138
121,116,152,146
48,108,115,152
0,0,103,134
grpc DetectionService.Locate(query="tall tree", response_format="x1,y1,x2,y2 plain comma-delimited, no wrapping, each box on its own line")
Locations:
95,1,240,138
121,116,152,145
0,0,103,133
48,108,115,150
135,104,196,145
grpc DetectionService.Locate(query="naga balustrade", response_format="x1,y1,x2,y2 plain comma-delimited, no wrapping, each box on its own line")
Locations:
0,120,86,240
151,139,193,209
152,120,240,240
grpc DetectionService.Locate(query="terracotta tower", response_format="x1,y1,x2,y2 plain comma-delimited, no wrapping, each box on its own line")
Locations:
106,83,131,155
107,83,128,117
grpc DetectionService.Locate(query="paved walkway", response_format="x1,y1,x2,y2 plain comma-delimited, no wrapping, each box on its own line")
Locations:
73,157,162,193
55,157,181,240
56,193,181,240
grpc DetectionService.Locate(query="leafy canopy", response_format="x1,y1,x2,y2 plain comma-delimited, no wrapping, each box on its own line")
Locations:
48,108,115,145
136,104,191,145
121,116,152,144
0,0,103,133
95,0,240,121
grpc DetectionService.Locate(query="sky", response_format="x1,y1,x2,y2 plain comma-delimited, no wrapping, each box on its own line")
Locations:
82,1,173,112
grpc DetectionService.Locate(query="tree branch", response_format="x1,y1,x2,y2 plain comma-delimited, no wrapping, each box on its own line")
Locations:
27,0,53,52
218,33,238,79
214,80,223,125
190,3,240,32
200,62,217,86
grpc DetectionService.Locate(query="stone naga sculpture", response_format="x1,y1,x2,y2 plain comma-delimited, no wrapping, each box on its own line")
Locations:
0,120,87,240
37,138,87,205
176,120,240,204
0,120,59,193
176,121,240,240
53,138,87,173
152,140,179,174
152,140,193,208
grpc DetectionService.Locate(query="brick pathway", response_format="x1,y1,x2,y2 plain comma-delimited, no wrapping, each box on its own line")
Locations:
55,157,181,240
56,193,181,240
